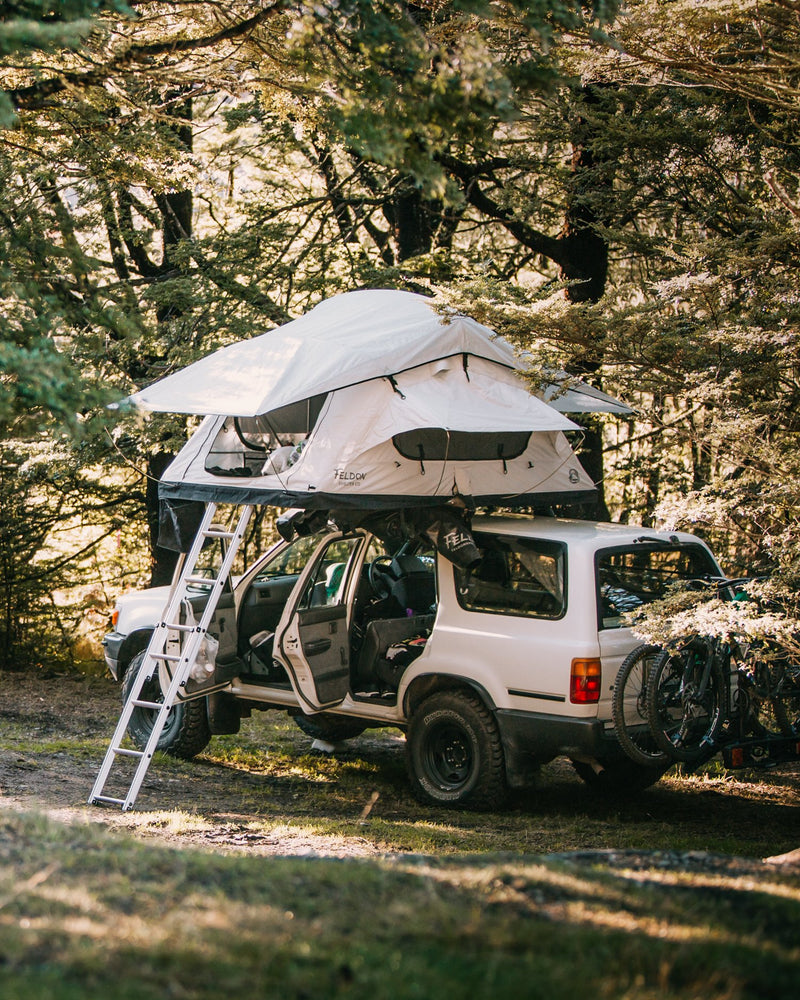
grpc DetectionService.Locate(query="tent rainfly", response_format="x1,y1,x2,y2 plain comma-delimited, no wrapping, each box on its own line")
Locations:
125,289,614,511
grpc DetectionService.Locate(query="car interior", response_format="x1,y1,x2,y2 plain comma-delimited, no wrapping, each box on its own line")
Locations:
234,533,438,700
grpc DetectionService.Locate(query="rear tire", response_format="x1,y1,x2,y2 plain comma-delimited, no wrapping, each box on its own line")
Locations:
293,713,367,742
572,757,668,794
122,651,211,759
407,690,507,809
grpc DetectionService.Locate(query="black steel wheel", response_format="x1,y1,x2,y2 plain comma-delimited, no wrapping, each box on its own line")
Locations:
122,651,211,759
407,690,507,809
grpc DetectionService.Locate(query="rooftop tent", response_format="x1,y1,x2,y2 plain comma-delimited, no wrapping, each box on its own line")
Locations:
125,288,632,418
158,355,596,511
541,377,634,415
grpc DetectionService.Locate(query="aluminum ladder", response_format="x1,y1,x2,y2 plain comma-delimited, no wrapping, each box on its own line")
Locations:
89,503,253,811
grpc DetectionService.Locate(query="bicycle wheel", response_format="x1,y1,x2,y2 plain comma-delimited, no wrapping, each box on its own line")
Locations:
768,662,800,736
612,644,671,767
774,683,800,735
646,638,728,763
732,651,799,738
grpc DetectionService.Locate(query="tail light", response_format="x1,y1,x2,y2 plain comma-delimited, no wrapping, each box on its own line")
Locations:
570,658,602,704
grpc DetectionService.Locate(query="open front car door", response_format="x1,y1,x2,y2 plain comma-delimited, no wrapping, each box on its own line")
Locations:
276,534,364,711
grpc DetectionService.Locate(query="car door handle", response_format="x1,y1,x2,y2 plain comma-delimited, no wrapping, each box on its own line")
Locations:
305,638,332,656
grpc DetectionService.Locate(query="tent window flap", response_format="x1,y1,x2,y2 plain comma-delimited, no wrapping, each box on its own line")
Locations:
392,429,531,462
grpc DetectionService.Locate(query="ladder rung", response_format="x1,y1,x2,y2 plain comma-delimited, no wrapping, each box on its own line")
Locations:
89,502,254,812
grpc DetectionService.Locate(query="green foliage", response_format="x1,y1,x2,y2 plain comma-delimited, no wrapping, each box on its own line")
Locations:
284,0,619,196
0,434,146,670
0,1,799,664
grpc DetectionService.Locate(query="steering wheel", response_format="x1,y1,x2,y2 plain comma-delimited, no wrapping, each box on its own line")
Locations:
368,555,397,599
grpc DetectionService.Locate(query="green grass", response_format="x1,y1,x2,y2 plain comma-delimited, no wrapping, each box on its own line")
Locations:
0,809,799,1000
2,677,800,997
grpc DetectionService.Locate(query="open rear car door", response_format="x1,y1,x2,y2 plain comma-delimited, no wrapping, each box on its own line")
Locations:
276,534,365,711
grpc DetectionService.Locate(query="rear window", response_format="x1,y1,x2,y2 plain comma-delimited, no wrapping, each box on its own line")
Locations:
597,543,718,628
454,533,566,619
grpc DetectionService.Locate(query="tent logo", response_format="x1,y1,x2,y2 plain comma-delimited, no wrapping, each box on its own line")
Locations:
333,467,367,483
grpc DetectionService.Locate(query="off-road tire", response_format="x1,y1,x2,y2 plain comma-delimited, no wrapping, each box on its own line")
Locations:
572,757,668,795
293,713,367,742
122,651,212,759
407,690,507,809
612,644,672,767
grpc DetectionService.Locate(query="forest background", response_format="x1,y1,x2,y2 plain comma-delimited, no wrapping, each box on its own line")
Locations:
1,0,799,672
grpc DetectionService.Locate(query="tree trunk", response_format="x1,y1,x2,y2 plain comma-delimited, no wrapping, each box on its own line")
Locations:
147,95,193,586
558,85,613,522
147,453,180,587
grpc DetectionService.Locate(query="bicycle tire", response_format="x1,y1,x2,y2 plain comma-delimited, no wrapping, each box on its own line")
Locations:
737,655,799,738
646,638,728,763
612,644,671,767
768,663,800,736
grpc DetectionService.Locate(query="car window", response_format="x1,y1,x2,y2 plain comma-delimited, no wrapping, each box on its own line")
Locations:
597,543,719,628
253,533,322,581
297,537,362,610
454,534,566,619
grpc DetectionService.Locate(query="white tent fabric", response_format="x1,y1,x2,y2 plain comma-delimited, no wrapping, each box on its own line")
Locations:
542,378,634,414
160,356,594,509
126,288,631,417
128,290,518,417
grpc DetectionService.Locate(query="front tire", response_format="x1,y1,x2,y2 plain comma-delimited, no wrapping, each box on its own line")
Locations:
122,651,212,759
407,690,507,809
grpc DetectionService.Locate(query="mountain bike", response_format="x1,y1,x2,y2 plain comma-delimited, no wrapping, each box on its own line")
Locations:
612,644,673,767
618,577,800,769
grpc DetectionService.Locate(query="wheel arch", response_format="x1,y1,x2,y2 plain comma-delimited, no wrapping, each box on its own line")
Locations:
117,628,154,680
402,672,497,720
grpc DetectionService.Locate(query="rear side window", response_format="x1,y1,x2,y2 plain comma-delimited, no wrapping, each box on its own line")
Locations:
454,534,566,619
597,543,718,628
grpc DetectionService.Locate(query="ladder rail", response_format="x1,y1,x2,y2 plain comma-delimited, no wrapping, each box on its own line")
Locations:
89,503,254,811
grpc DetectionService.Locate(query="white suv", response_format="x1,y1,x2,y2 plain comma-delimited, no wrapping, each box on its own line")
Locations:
103,514,720,808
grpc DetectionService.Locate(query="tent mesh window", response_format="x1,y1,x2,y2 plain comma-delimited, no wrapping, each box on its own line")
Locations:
204,397,326,478
392,429,531,464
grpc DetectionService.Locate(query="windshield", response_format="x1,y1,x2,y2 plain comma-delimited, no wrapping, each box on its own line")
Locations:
596,543,719,629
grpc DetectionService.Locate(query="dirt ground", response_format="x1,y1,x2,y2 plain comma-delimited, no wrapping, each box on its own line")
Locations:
2,670,799,872
0,671,392,857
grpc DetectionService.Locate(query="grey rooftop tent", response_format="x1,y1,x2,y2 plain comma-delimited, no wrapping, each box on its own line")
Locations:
126,289,619,512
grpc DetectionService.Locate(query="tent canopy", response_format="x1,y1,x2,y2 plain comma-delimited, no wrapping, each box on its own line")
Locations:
126,288,631,417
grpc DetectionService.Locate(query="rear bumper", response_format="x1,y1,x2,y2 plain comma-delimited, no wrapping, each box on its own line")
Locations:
495,708,613,788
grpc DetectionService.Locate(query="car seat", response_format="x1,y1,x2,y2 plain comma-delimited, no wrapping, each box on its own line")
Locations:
388,554,436,614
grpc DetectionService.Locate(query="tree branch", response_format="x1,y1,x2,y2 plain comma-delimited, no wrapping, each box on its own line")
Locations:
8,3,289,110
